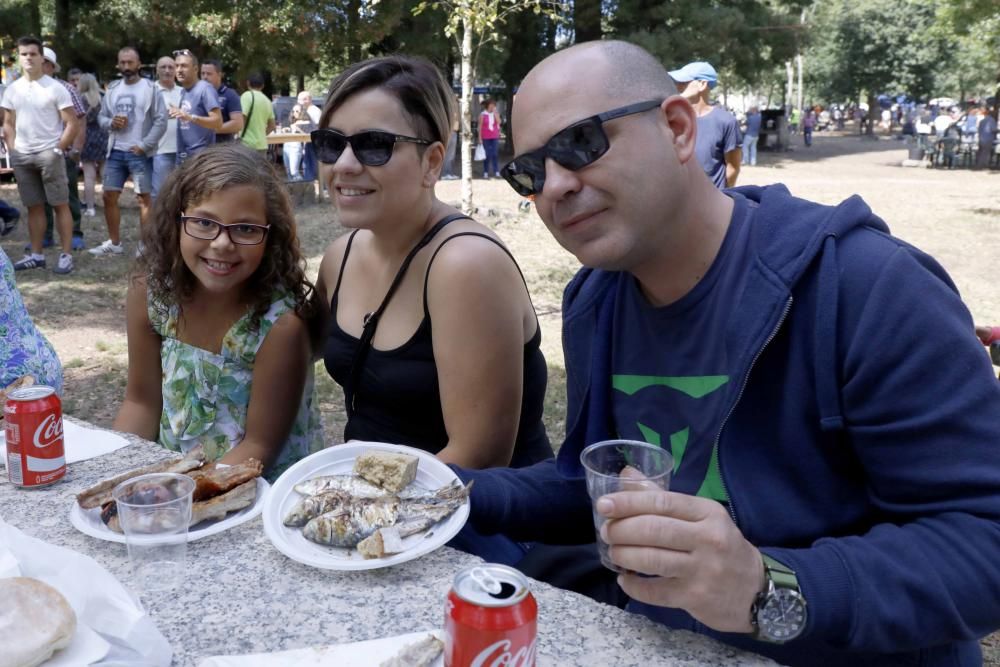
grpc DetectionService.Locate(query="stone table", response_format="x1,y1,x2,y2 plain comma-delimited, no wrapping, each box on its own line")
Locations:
1,419,775,666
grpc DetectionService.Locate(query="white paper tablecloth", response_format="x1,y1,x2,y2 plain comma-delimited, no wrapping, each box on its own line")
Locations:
1,419,130,466
197,630,444,667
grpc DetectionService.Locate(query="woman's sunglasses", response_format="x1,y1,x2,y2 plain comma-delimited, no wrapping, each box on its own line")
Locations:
500,99,663,197
310,129,432,167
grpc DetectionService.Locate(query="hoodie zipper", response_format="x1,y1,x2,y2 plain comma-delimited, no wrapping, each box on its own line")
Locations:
713,295,793,527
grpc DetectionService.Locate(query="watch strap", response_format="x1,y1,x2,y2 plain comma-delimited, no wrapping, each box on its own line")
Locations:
762,554,798,589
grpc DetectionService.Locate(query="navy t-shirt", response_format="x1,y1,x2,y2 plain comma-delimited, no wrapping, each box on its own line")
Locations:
214,84,242,143
610,194,755,503
695,106,742,189
177,80,220,160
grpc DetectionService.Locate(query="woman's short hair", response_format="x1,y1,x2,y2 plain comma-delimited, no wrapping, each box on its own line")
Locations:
319,55,453,145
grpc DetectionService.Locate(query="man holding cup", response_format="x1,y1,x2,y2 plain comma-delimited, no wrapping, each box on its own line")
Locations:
92,46,166,256
452,41,1000,665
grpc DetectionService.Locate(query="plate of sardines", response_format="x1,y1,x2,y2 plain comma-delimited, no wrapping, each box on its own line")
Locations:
70,446,269,544
262,442,471,570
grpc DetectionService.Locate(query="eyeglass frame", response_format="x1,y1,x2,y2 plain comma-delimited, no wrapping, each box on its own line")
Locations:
172,49,193,58
179,216,271,246
310,128,433,166
500,99,664,197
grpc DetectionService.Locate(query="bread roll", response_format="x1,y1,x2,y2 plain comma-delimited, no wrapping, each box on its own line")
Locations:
353,450,418,493
0,577,76,667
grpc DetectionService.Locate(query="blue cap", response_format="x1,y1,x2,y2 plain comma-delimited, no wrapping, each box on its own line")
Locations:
668,61,718,89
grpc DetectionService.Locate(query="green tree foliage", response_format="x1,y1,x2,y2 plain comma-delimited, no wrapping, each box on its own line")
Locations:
608,0,805,87
805,0,949,114
937,0,1000,102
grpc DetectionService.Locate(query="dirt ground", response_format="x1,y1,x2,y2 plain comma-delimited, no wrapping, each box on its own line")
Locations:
3,129,999,661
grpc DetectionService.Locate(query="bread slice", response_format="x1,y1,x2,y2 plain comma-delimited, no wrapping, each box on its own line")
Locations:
353,450,418,493
0,577,76,667
357,526,405,559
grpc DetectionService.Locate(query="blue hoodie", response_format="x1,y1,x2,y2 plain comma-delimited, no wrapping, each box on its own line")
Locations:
455,185,1000,666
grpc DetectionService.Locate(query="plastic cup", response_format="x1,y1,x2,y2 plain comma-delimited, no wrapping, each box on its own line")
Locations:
580,440,672,573
112,472,194,592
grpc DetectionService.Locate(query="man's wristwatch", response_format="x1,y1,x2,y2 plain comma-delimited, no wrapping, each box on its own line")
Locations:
750,554,807,642
53,147,64,156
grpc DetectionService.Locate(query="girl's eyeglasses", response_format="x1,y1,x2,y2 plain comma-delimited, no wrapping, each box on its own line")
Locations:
310,129,432,167
500,99,664,197
180,216,270,245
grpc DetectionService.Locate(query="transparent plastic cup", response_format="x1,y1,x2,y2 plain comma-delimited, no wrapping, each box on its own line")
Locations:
112,472,195,592
580,440,672,573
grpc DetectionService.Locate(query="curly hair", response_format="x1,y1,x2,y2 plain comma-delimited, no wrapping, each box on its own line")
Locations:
136,143,316,333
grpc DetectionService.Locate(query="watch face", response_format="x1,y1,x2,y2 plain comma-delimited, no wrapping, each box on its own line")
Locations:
759,589,807,641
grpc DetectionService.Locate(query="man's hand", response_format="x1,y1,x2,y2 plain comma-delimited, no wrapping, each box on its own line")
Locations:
167,106,189,122
598,489,764,633
129,146,145,156
111,115,127,130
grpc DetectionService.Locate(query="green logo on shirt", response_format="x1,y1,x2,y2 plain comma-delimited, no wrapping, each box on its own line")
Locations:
612,374,730,502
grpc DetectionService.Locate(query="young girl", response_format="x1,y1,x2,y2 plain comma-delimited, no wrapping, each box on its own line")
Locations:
113,143,324,479
77,73,108,218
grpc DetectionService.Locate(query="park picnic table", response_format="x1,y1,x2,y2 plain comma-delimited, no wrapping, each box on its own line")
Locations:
266,132,312,145
0,418,778,666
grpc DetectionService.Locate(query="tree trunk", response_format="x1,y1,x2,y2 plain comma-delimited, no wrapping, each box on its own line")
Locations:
28,2,42,38
55,0,71,57
347,0,362,63
297,74,305,93
866,92,877,137
460,15,474,215
573,0,601,43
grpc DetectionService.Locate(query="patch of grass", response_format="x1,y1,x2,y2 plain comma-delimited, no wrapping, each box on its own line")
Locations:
64,358,85,369
95,341,110,352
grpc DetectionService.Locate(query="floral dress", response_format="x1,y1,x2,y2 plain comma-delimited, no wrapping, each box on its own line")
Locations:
0,248,62,392
149,293,324,479
81,97,109,164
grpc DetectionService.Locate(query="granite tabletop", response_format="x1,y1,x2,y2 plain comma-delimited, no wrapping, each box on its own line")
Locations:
0,418,776,666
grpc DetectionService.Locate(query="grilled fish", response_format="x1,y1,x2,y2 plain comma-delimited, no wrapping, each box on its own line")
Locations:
300,481,471,548
293,474,423,499
285,479,469,527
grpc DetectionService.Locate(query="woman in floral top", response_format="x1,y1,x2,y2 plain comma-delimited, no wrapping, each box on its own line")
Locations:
0,247,62,392
112,143,324,479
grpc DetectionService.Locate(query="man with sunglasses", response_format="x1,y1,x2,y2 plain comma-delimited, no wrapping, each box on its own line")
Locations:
170,50,221,164
458,40,1000,666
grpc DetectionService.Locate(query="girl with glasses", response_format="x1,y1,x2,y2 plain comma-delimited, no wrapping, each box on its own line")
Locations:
112,143,324,480
313,55,553,482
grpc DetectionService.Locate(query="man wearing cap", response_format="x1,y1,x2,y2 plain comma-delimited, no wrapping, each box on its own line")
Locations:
41,46,87,251
1,36,81,274
91,46,166,257
669,61,742,189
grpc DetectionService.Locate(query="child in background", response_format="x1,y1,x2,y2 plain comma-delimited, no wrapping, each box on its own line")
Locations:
479,99,501,179
113,143,324,479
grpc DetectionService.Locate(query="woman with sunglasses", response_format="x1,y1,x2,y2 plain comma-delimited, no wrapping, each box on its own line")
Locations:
112,143,324,480
313,55,553,472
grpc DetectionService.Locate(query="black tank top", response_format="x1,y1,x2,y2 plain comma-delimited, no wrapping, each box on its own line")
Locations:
323,228,553,468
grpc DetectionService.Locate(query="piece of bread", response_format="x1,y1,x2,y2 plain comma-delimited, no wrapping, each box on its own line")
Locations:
0,376,34,422
353,450,418,493
357,526,405,559
0,577,76,667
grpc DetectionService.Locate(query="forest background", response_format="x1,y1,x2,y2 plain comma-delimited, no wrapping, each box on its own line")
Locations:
2,0,997,122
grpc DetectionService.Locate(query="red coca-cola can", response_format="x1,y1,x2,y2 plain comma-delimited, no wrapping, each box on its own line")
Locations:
4,385,66,488
445,563,538,667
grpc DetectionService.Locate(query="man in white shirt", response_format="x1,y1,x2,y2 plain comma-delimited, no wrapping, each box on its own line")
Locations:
296,90,321,125
90,46,166,256
0,36,81,274
151,56,181,200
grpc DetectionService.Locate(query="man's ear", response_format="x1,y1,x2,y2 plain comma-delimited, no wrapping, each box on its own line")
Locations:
660,96,698,164
422,141,446,187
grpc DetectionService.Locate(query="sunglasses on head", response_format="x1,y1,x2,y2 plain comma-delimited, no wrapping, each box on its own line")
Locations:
500,99,664,197
172,49,193,58
310,129,432,167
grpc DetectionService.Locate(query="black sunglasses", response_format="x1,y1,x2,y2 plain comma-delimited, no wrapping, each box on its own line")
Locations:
172,49,193,58
180,216,270,246
500,99,663,197
310,129,432,167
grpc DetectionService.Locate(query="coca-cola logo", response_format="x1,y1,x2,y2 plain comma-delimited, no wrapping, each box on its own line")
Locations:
470,638,538,667
33,414,63,449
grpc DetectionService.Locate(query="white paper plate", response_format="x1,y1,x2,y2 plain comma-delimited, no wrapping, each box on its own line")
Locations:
262,442,470,571
197,629,444,666
69,477,270,544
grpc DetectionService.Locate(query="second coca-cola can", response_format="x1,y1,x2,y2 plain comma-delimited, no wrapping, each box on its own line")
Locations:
4,385,65,488
445,563,538,667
